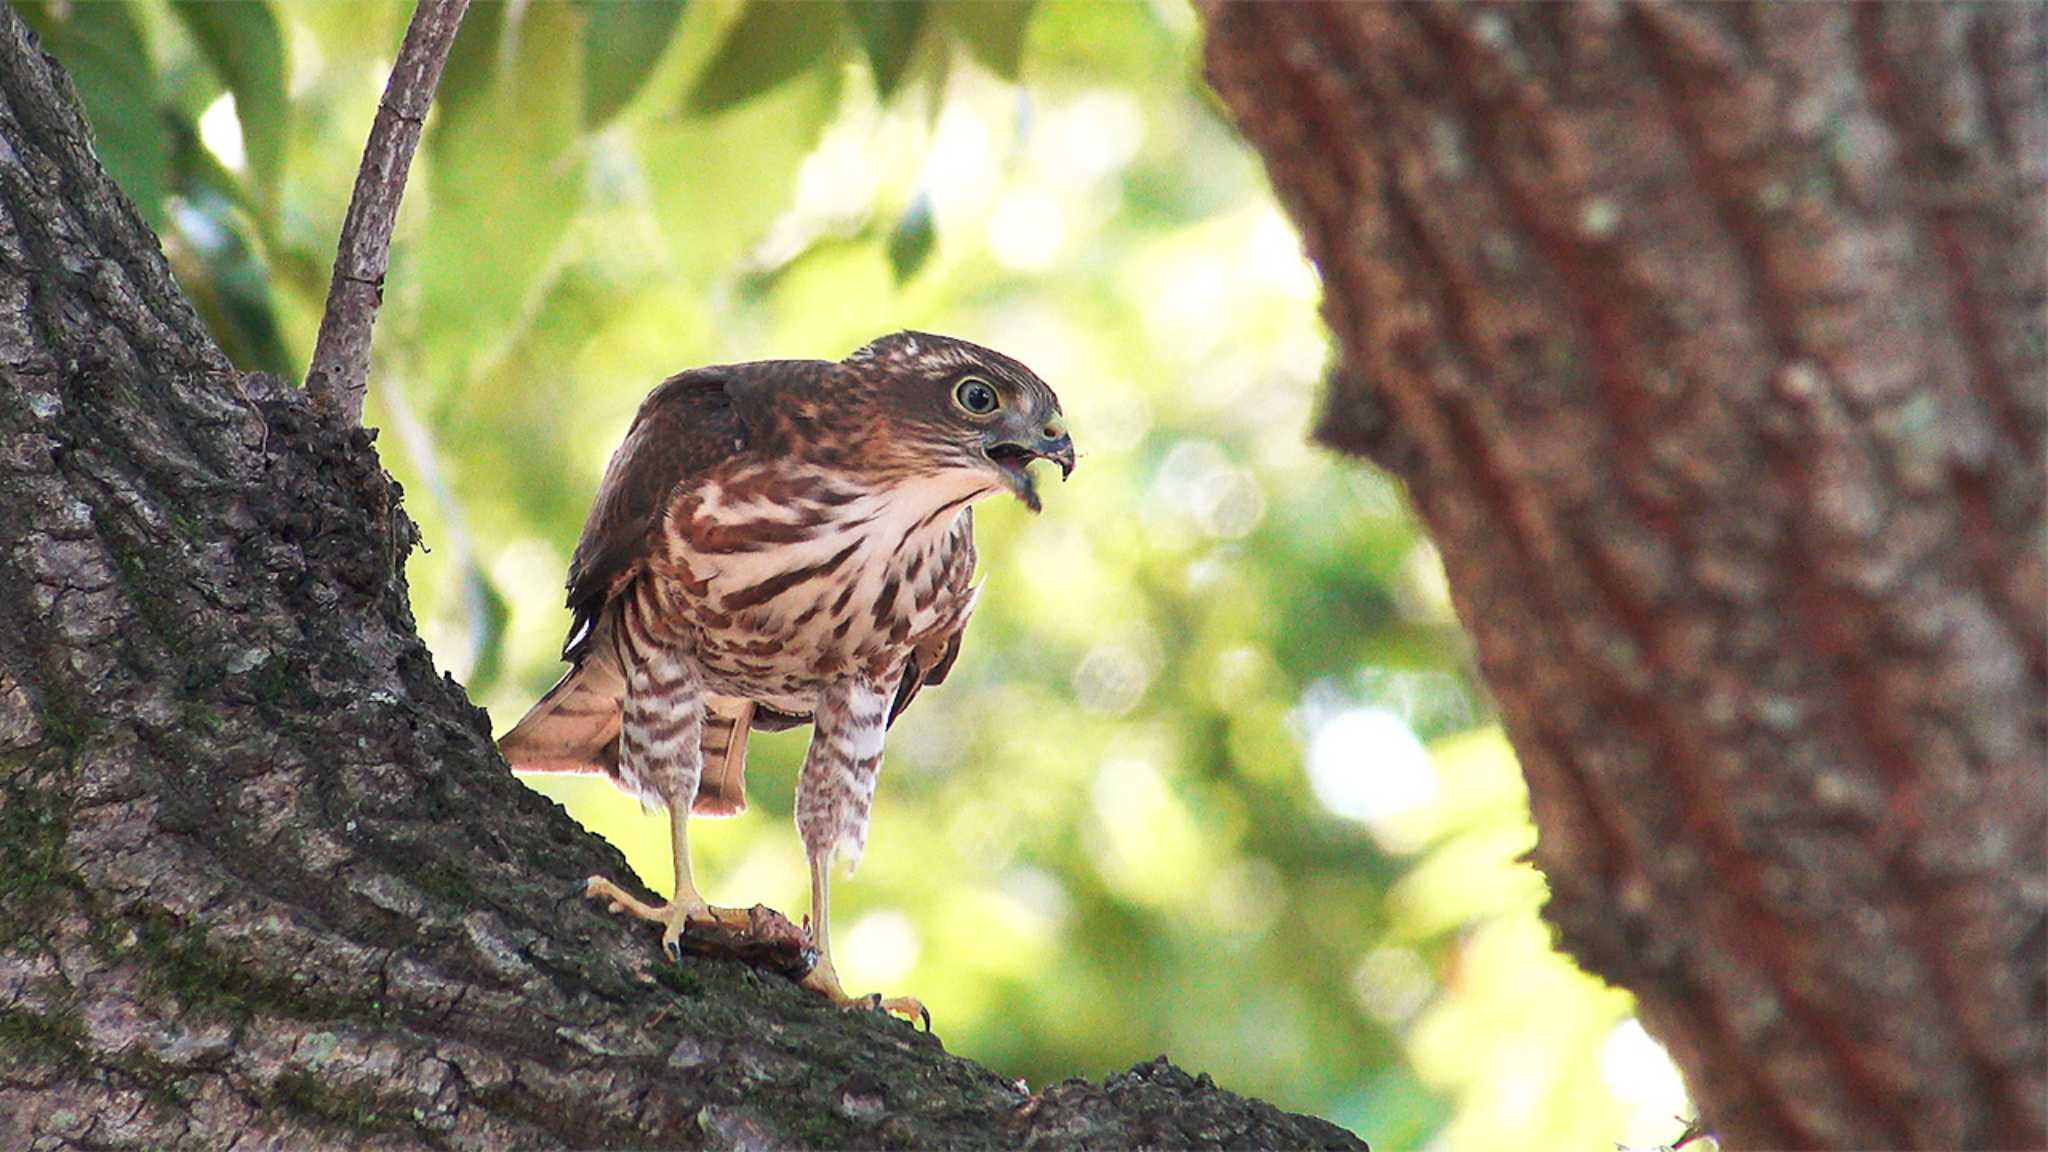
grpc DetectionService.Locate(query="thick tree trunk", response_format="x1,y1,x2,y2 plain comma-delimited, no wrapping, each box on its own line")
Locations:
0,14,1364,1151
1203,3,2045,1149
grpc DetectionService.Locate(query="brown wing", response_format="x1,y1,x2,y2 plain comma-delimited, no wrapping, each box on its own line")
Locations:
510,361,830,783
889,627,964,726
508,370,752,774
888,510,977,726
561,365,796,661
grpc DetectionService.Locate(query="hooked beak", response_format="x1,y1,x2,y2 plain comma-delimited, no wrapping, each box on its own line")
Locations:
984,415,1074,514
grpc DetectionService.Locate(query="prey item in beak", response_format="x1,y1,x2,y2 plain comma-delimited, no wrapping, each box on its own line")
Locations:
984,420,1075,513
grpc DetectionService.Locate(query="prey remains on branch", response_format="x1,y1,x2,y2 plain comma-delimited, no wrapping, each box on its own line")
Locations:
500,332,1074,1022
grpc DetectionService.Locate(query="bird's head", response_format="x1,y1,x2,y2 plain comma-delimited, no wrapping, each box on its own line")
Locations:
843,331,1074,512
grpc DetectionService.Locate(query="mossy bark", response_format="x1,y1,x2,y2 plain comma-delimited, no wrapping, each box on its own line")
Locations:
0,13,1362,1151
1203,3,2045,1149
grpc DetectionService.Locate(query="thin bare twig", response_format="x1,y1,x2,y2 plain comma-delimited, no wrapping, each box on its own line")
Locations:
306,0,470,425
1669,1118,1712,1150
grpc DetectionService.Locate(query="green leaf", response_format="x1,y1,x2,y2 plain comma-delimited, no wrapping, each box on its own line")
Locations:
942,0,1034,81
420,1,588,385
650,58,841,282
886,193,935,283
685,0,844,114
848,0,926,98
435,0,509,119
18,0,170,226
169,0,289,214
580,0,687,128
166,123,292,376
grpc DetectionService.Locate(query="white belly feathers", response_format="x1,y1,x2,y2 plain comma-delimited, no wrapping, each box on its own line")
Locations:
659,466,980,712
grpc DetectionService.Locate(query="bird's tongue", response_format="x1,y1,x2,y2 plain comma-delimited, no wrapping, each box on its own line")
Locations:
988,445,1044,512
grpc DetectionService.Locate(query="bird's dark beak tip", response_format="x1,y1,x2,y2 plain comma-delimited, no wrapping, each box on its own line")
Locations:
988,431,1071,509
1042,435,1075,482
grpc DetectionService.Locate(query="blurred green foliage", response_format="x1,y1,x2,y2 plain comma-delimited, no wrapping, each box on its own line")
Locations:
34,0,1702,1145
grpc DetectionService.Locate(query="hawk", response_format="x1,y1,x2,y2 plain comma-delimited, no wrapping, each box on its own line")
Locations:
499,332,1072,1019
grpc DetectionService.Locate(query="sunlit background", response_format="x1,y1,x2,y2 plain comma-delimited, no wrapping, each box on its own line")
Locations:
31,0,1700,1145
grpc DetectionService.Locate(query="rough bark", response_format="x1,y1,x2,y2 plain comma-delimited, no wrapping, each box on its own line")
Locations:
0,14,1365,1151
1203,3,2044,1150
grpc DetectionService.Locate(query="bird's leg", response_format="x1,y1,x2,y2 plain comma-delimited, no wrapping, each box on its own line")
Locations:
796,854,928,1028
584,798,753,959
793,678,928,1027
583,646,751,959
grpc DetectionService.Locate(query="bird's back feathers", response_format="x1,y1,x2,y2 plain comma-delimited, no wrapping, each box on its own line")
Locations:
563,364,819,662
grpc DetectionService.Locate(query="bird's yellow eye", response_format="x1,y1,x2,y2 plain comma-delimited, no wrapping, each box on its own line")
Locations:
954,376,1000,416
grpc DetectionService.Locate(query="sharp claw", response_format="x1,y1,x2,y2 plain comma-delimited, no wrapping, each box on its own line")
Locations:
873,997,931,1030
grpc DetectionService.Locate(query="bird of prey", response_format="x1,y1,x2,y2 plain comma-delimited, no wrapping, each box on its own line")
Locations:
499,332,1073,1019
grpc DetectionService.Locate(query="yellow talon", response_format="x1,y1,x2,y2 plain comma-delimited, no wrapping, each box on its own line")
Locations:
799,954,931,1030
584,874,754,960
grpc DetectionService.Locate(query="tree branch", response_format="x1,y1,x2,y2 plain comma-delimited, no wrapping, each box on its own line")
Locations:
1202,2,2046,1148
0,8,1364,1147
305,0,470,424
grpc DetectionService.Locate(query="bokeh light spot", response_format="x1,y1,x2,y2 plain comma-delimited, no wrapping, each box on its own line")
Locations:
1351,946,1434,1026
1073,642,1152,715
988,190,1066,271
198,93,246,172
844,909,923,988
1306,707,1437,848
1601,1019,1694,1143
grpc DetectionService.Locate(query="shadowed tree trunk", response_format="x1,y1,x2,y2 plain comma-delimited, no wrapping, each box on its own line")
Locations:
0,13,1367,1150
1202,3,2044,1149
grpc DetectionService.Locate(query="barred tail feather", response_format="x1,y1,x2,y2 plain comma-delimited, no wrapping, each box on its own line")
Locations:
498,645,627,777
692,698,754,817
